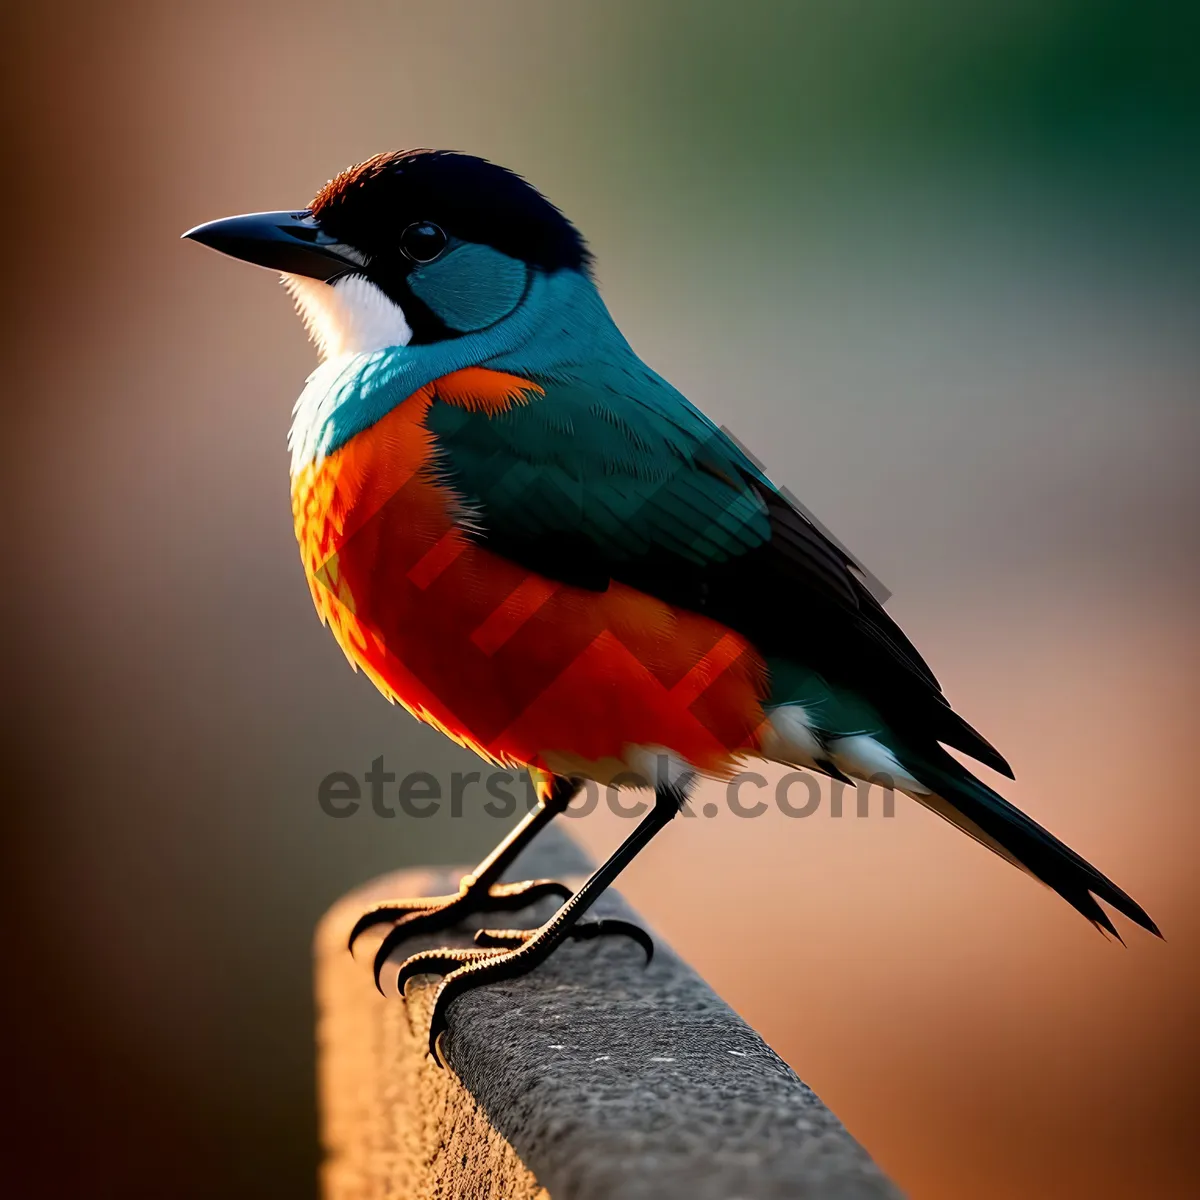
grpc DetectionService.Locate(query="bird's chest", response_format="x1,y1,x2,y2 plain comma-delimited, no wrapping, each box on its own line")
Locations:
288,385,573,754
291,386,468,688
288,376,768,773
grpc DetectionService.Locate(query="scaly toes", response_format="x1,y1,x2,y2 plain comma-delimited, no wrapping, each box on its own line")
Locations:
394,946,504,995
471,927,534,949
480,878,573,909
474,918,653,964
359,877,579,988
351,878,572,957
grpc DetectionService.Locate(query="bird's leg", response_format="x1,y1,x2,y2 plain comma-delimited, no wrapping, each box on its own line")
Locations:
395,779,690,1065
350,774,582,987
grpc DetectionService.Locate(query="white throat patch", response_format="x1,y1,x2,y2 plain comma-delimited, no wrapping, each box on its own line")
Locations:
282,273,413,360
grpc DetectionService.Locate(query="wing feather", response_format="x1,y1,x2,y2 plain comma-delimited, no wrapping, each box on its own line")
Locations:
425,363,1013,777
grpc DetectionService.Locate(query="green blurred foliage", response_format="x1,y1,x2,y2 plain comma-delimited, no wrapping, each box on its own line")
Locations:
580,1,1199,189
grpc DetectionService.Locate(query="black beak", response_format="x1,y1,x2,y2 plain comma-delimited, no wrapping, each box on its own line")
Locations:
181,210,364,281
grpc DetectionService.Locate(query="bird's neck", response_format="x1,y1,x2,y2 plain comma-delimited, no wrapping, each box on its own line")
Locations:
287,269,626,475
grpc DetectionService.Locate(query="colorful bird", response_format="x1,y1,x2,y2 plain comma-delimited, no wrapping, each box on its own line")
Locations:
185,150,1159,1060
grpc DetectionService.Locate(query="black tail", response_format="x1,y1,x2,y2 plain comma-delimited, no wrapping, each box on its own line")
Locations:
898,745,1160,940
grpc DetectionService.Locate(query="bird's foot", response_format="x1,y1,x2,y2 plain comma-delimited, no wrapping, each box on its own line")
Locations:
394,916,652,1065
349,876,574,991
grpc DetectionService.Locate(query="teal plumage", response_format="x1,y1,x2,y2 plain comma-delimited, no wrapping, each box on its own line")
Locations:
291,266,615,466
408,240,528,332
426,365,771,572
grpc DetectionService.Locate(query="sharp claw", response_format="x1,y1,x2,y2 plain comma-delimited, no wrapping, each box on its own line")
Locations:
568,918,655,964
348,893,463,951
367,895,480,986
371,919,431,993
372,941,393,995
348,904,419,952
428,969,473,1062
431,1027,450,1071
429,1004,450,1065
371,918,459,993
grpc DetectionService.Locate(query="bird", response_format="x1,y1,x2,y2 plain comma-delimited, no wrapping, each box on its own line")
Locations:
184,149,1159,1062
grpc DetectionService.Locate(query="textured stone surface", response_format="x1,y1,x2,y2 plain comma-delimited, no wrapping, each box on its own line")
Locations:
316,826,901,1199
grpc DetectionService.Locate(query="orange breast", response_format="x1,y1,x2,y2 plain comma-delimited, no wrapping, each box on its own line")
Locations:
291,368,769,782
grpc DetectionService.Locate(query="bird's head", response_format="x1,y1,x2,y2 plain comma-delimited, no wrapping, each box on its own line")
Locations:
184,149,591,359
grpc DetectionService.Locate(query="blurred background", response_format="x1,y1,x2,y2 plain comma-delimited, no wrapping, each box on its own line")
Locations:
3,1,1197,1196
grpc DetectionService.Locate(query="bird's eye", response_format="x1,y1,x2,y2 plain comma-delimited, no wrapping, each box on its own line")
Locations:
400,221,447,264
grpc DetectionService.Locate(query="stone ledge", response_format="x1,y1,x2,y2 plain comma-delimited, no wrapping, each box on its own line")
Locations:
315,826,901,1199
